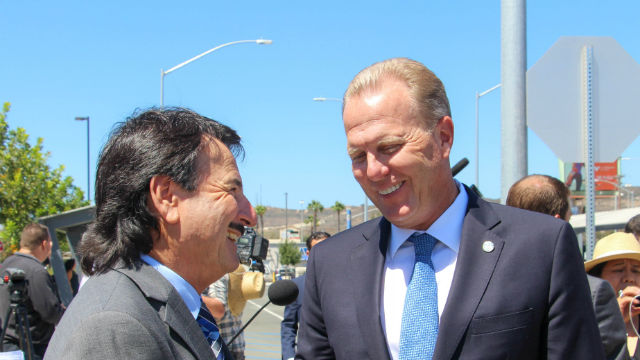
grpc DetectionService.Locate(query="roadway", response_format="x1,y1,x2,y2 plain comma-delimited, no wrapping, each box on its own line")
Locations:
240,283,288,360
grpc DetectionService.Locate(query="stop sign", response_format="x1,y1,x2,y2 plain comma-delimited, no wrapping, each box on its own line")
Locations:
527,36,640,163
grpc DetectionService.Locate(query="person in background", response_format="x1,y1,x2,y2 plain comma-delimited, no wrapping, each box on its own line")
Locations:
281,231,330,360
586,232,640,359
507,174,627,359
64,258,79,297
0,223,65,359
626,215,640,240
44,108,257,359
203,264,265,360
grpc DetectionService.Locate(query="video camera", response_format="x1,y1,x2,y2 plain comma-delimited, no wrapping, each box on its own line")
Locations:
2,268,28,305
236,227,269,273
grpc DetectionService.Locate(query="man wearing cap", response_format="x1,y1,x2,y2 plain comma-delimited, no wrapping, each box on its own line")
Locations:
507,174,627,359
296,58,603,359
203,264,265,360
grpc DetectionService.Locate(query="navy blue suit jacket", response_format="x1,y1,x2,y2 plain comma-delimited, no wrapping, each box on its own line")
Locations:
281,275,305,359
296,187,605,360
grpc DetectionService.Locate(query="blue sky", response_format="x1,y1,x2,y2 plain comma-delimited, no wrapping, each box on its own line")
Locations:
1,1,639,209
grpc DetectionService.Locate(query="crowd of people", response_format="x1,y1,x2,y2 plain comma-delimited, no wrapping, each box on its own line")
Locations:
0,57,638,360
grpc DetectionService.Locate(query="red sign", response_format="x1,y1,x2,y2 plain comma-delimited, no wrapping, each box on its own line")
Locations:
564,161,619,192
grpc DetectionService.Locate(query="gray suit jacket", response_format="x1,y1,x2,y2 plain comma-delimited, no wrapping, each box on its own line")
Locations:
296,186,605,360
44,260,228,359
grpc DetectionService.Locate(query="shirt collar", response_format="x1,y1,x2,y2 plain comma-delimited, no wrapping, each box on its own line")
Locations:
388,181,468,258
15,252,43,264
140,253,201,319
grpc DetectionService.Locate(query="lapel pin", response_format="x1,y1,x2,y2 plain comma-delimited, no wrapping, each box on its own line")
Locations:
482,240,495,253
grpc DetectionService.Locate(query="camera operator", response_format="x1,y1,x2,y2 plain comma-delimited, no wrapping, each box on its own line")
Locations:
0,223,64,359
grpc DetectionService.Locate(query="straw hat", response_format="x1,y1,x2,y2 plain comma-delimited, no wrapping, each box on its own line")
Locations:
228,265,265,316
584,232,640,272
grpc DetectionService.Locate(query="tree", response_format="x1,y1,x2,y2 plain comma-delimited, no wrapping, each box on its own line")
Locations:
255,205,266,237
0,102,88,256
307,200,324,233
331,201,346,232
279,240,301,266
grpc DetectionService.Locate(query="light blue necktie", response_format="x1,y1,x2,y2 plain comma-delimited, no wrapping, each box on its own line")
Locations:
197,301,225,360
398,232,439,360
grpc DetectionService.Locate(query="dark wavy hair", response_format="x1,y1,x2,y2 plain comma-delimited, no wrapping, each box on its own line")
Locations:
79,108,242,275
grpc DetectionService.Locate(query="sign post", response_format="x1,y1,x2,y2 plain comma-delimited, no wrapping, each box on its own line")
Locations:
527,37,640,257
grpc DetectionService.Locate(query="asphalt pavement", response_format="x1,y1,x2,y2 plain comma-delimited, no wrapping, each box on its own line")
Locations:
240,283,287,360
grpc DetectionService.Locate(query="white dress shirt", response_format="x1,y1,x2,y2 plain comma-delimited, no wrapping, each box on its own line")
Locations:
381,181,468,360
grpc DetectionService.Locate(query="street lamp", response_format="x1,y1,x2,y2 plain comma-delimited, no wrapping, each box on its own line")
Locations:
299,200,305,241
284,192,288,242
313,97,342,102
160,39,273,106
313,96,370,221
475,84,501,189
75,116,90,202
596,179,634,210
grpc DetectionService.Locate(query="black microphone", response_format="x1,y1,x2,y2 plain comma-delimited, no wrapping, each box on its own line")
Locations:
228,279,299,344
268,279,299,305
451,158,469,177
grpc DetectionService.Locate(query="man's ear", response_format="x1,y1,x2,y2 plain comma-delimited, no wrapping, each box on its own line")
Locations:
436,116,454,158
148,175,180,224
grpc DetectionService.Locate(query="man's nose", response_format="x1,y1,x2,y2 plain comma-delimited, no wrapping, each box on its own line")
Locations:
366,153,389,181
238,194,257,227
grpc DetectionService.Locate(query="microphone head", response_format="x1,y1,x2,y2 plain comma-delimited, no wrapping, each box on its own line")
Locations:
268,279,299,306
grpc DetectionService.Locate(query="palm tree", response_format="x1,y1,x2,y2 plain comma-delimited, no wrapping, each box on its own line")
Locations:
255,205,267,237
307,200,324,233
331,201,346,232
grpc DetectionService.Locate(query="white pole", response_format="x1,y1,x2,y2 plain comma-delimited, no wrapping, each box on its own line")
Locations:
500,0,527,203
160,39,272,106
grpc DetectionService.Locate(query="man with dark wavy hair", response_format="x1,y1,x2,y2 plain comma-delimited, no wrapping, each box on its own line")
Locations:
45,108,257,359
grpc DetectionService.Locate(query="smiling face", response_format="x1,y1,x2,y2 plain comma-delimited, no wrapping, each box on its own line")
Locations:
343,78,458,230
172,138,257,288
600,258,640,293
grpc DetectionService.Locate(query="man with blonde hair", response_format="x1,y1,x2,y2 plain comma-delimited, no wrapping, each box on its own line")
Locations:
296,58,603,359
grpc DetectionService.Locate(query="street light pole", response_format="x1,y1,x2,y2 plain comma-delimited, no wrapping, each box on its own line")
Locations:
75,117,90,202
284,192,288,242
475,84,501,189
299,200,304,241
161,39,273,106
313,97,371,221
312,97,342,102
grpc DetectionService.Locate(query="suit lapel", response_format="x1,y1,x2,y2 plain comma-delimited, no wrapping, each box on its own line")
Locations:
117,261,214,360
350,218,393,360
433,189,505,360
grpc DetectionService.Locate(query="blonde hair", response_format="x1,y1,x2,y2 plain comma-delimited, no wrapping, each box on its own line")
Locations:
343,57,451,128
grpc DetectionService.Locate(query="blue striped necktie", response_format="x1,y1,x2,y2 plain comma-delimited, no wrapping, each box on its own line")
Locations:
197,301,225,360
398,232,439,360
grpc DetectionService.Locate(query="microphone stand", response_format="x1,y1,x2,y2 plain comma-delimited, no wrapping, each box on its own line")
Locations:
227,300,271,345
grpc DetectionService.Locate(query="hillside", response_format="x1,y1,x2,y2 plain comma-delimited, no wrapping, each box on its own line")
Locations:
255,204,381,241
